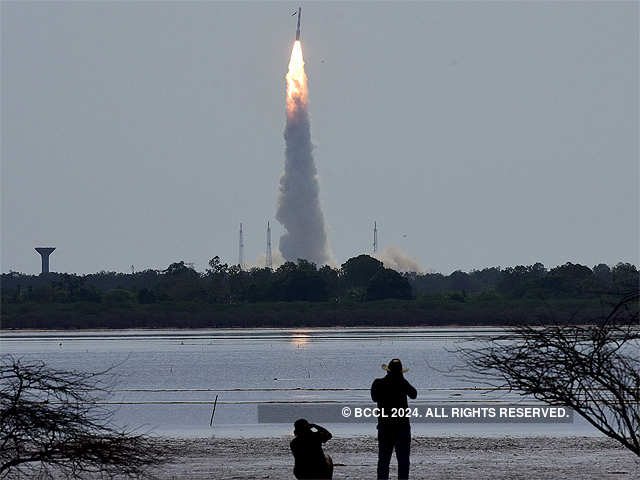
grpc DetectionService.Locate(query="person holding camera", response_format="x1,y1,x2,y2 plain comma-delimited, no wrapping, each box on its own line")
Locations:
290,418,333,479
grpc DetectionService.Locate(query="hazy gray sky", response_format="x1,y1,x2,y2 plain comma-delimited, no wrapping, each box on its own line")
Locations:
2,1,638,275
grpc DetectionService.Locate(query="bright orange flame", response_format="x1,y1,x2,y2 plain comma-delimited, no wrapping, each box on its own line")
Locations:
286,41,308,110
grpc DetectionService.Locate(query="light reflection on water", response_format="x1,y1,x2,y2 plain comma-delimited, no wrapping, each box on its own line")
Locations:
290,330,311,346
0,327,600,438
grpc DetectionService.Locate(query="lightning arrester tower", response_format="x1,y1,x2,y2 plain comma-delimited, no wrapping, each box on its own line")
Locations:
266,222,273,269
373,222,378,254
35,247,56,275
238,223,245,270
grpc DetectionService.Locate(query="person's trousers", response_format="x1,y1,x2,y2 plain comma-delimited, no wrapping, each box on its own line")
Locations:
377,424,411,480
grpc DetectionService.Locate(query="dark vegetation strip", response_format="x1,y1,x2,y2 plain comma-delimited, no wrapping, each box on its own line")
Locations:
2,255,637,329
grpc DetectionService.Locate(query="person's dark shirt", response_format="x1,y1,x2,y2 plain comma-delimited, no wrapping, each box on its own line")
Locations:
290,427,332,478
371,373,418,426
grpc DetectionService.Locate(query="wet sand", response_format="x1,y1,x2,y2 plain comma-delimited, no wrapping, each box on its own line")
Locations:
154,436,639,479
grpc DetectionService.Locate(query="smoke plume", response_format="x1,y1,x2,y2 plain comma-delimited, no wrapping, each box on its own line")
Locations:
375,246,422,273
276,41,331,266
256,250,286,269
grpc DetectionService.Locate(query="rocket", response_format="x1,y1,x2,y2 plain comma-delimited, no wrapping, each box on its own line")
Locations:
295,7,301,41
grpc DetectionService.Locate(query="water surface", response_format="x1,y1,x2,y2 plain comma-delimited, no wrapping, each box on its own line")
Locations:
0,327,600,437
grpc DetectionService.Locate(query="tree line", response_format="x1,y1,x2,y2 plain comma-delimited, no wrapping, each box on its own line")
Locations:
1,256,637,307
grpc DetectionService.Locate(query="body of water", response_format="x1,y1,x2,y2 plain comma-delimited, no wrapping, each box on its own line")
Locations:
0,327,601,437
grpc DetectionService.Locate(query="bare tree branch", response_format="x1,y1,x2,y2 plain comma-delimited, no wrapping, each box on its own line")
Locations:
0,356,172,478
457,291,640,456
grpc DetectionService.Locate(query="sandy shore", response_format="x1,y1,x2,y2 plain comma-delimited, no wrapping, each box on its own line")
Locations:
153,436,639,479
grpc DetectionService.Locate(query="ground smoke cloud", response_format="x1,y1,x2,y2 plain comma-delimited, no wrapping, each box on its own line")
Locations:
276,41,331,266
256,250,286,269
375,246,422,273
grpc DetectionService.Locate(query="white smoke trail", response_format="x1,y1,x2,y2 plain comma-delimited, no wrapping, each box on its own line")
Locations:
276,41,331,266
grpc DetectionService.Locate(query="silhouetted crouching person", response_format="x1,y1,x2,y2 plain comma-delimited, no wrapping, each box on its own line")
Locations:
371,359,417,480
290,419,333,479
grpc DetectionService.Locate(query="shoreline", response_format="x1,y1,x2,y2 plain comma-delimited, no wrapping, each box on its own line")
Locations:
153,435,639,479
0,325,504,333
0,322,615,333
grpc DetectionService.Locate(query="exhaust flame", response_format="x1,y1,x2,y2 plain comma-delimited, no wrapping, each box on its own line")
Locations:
286,41,307,106
276,41,331,265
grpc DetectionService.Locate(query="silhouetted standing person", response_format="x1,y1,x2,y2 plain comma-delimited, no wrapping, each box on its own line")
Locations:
371,358,417,480
290,418,334,479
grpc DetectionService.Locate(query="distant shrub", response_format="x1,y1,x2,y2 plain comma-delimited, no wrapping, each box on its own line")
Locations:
366,268,412,301
104,289,134,306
